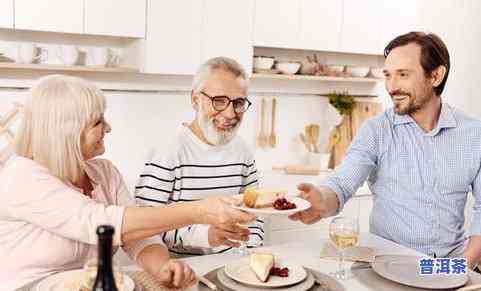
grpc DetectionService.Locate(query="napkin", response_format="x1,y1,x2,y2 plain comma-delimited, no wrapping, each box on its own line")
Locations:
320,241,375,263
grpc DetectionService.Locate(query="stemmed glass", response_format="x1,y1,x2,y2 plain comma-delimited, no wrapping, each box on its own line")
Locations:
231,223,251,256
329,216,360,280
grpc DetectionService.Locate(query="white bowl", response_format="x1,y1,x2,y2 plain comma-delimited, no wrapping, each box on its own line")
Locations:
326,65,345,73
370,67,385,79
346,66,370,77
253,56,275,70
275,62,301,75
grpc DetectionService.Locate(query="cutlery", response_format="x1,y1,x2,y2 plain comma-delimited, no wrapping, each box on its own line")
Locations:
350,262,373,270
313,276,330,291
300,133,311,152
269,97,277,148
458,284,481,291
198,275,218,290
256,98,269,148
310,124,320,153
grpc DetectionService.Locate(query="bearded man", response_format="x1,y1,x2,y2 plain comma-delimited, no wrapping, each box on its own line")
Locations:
135,57,261,256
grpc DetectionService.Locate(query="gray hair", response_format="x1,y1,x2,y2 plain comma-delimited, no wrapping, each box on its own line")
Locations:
192,57,248,93
15,74,106,183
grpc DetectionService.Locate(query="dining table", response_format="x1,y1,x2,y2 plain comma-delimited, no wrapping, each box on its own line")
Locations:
24,232,481,291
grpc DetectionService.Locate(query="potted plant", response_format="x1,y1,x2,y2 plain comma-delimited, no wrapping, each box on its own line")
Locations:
326,91,354,116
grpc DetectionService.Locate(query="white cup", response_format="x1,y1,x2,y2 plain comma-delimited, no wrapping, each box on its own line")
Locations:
9,43,48,64
57,45,80,66
89,47,121,67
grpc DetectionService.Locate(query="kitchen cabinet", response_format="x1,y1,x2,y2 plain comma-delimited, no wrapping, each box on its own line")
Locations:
253,0,300,48
378,0,419,53
202,0,254,75
299,0,343,52
0,0,13,29
341,0,381,55
145,0,254,75
15,0,83,34
84,0,146,38
144,0,203,75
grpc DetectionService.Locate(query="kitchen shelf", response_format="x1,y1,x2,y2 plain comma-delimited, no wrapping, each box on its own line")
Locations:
0,62,139,73
251,73,382,83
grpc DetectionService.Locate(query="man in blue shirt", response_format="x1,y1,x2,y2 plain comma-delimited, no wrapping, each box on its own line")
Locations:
291,32,481,269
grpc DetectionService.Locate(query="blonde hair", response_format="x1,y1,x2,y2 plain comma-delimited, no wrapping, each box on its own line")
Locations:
192,56,248,93
15,75,106,183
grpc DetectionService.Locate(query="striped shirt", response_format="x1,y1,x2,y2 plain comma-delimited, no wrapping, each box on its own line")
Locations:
134,125,260,255
322,103,481,257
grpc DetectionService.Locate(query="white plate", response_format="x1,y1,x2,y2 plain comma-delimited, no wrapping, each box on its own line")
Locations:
232,195,311,216
36,269,135,291
372,255,468,289
224,256,307,288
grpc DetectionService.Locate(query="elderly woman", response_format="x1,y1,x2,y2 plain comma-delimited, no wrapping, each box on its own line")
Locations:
0,75,254,290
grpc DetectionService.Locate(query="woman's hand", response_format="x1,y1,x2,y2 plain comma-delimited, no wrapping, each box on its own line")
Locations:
196,196,256,231
152,259,197,289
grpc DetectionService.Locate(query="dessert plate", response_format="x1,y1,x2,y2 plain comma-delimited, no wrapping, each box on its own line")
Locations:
224,257,307,288
372,255,468,289
36,269,134,291
232,195,311,216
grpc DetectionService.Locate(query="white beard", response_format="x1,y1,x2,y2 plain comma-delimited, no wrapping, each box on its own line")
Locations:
197,103,240,145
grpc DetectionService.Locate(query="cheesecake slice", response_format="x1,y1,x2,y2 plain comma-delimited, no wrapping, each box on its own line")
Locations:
250,253,275,282
243,188,287,208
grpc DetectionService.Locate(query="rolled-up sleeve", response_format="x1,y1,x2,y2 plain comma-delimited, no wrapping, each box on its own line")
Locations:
113,165,163,262
469,165,481,236
320,119,379,212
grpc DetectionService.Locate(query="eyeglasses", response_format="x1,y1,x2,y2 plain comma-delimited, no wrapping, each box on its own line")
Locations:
200,91,252,113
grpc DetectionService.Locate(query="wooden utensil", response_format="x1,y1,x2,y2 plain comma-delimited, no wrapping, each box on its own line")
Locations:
272,165,321,176
256,98,269,148
310,124,320,153
304,125,313,152
269,97,277,148
300,133,312,152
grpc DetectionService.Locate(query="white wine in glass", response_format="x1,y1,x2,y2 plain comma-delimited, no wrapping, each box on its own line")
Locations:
231,223,250,256
329,216,360,280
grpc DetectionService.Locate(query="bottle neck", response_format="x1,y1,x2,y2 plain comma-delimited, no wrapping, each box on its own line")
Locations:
97,236,114,271
95,236,118,291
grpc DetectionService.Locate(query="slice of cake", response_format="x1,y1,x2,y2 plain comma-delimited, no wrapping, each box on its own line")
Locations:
250,253,275,282
243,188,287,208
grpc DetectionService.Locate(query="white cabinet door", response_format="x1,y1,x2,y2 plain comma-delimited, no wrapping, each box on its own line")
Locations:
202,0,254,75
0,0,13,29
341,0,380,55
299,0,343,52
15,0,83,34
378,0,419,53
85,0,146,37
253,0,300,48
143,0,202,75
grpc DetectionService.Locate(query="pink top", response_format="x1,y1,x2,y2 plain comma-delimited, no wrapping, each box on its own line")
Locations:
0,156,160,290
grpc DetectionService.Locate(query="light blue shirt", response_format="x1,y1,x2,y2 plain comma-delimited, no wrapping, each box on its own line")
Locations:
322,103,481,257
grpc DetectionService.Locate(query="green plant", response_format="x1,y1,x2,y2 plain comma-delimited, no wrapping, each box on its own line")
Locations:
326,91,355,115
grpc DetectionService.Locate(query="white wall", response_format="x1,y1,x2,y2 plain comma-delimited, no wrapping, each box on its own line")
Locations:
414,0,481,118
0,88,346,190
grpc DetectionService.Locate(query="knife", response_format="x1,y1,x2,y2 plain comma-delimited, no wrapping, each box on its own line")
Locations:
198,275,219,290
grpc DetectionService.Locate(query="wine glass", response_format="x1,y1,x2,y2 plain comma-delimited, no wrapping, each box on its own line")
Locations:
329,216,360,280
231,223,251,256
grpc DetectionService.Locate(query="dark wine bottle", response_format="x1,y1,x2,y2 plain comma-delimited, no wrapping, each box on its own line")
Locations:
92,225,119,291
